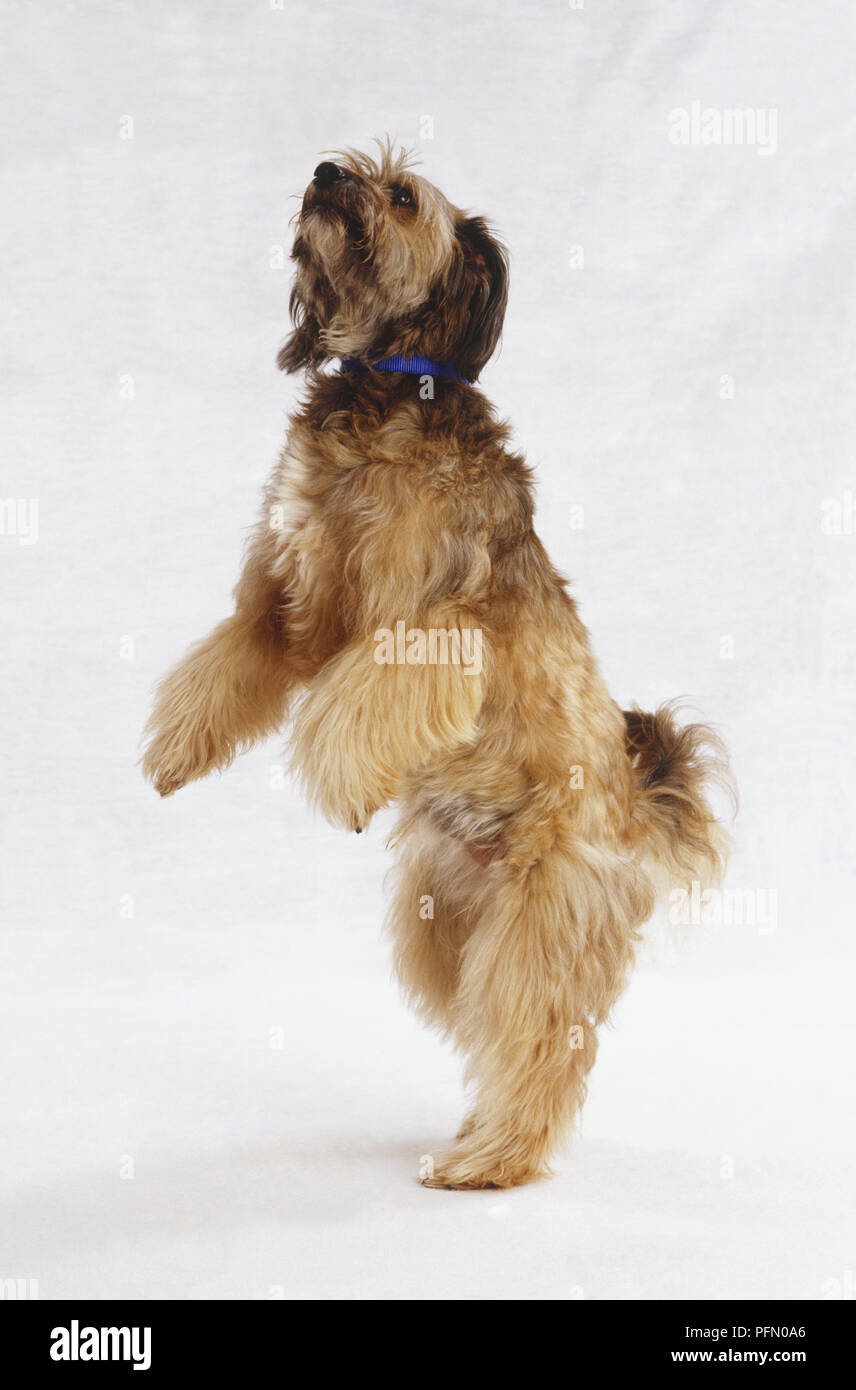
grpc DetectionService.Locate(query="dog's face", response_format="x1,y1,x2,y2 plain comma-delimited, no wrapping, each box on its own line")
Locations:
279,143,508,382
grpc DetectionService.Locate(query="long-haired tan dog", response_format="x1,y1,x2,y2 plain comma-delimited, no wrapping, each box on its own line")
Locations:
143,143,730,1188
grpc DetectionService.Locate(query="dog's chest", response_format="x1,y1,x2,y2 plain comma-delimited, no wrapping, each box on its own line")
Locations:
268,432,388,601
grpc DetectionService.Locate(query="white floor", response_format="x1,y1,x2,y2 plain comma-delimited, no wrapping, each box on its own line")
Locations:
2,847,854,1300
2,0,854,1299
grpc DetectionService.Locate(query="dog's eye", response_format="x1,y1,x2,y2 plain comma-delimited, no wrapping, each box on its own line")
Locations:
390,185,414,207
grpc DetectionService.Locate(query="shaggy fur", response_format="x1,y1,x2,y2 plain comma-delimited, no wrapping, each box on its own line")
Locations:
142,142,731,1189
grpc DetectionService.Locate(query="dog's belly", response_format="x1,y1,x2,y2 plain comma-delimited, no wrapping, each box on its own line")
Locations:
401,758,520,869
403,809,506,917
423,796,507,866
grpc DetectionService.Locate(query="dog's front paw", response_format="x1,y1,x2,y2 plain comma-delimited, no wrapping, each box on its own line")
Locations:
141,718,216,798
304,776,380,833
150,767,186,799
141,737,192,798
291,701,395,833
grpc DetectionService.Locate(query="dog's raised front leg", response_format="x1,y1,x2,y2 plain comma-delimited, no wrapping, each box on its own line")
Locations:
290,602,486,831
142,546,300,798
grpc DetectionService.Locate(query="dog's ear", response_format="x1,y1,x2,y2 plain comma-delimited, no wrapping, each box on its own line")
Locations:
277,288,320,373
276,320,317,373
453,216,509,381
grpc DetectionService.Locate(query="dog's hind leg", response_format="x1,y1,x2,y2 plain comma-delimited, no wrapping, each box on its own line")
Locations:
422,837,653,1189
388,821,491,1033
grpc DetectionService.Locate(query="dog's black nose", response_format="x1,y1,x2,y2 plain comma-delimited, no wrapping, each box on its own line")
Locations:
313,161,348,189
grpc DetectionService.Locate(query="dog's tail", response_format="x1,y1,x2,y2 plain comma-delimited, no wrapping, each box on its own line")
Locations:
623,701,734,888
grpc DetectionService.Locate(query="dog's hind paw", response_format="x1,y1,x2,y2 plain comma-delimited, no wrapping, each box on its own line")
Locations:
420,1142,544,1190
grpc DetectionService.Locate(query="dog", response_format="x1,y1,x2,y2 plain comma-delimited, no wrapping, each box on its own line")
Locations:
142,142,730,1189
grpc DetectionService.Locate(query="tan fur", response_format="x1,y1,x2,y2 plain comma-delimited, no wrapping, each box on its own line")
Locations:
142,142,732,1188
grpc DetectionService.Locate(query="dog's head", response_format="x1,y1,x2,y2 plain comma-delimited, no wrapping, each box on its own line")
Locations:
279,142,508,382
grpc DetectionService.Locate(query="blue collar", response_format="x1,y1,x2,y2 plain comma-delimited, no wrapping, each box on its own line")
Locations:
340,353,469,385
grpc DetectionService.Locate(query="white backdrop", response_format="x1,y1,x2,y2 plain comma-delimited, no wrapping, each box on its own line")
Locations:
1,0,854,1300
